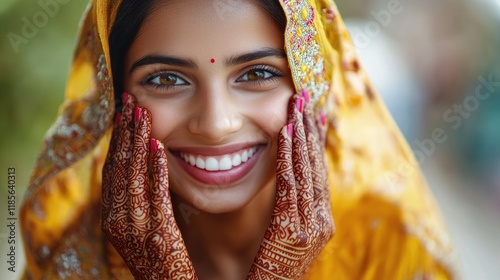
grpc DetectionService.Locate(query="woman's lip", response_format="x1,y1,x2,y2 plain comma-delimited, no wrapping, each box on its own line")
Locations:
171,145,265,186
169,142,263,157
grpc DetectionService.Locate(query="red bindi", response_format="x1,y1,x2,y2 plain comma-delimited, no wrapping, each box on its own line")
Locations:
210,58,215,64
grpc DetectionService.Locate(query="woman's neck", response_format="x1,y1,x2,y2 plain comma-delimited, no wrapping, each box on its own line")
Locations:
172,182,276,280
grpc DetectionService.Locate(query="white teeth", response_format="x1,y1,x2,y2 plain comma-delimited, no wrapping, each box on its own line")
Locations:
219,157,232,171
180,146,259,171
232,154,241,167
189,155,196,166
195,157,205,169
206,157,219,171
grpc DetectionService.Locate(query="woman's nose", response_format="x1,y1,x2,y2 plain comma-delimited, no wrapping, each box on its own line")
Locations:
188,86,242,142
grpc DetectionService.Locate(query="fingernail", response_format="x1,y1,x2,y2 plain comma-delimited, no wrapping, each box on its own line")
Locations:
320,112,327,126
301,90,310,104
114,113,121,127
151,139,158,153
287,123,293,138
296,98,304,113
123,92,130,105
134,107,142,123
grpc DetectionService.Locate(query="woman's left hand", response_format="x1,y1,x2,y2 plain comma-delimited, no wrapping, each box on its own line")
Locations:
247,91,334,279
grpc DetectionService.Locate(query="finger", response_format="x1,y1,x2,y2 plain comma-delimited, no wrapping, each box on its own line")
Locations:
275,124,299,216
301,90,322,150
315,111,330,214
127,107,152,227
316,110,333,218
150,139,173,229
111,92,136,216
301,92,328,211
317,110,328,148
102,113,122,221
150,139,197,275
289,94,315,239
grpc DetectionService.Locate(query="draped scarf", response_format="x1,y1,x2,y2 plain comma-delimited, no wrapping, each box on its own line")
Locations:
20,0,457,279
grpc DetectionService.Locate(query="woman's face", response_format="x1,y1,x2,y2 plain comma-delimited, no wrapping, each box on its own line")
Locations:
124,0,294,213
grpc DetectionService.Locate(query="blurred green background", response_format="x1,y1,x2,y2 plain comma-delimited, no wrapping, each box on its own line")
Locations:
1,0,500,279
0,0,88,184
0,0,89,278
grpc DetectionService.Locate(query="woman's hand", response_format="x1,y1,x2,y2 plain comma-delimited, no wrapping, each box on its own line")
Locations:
248,91,334,279
101,93,198,280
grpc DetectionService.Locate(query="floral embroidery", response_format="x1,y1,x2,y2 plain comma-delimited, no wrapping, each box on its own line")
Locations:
282,0,329,107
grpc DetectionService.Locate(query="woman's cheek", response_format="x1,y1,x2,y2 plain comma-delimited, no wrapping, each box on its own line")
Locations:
149,109,178,141
263,89,293,135
136,98,176,140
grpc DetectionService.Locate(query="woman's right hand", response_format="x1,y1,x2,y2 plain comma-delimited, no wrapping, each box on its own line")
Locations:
101,93,198,280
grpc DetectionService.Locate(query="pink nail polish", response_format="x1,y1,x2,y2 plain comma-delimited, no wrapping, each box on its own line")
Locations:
114,113,122,127
123,92,130,105
320,112,327,126
287,123,293,138
301,90,310,104
134,107,142,123
151,139,158,153
296,98,304,113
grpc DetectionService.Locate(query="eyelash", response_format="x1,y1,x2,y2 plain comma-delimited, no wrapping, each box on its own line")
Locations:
141,70,188,90
140,65,283,91
236,65,283,85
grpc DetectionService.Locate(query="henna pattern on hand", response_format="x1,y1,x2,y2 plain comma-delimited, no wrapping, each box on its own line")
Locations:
101,92,332,279
248,92,334,279
101,94,198,280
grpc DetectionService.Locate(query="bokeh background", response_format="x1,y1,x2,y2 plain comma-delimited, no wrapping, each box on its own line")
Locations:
1,0,499,279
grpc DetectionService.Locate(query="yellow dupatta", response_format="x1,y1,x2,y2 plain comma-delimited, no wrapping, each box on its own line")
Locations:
20,0,456,279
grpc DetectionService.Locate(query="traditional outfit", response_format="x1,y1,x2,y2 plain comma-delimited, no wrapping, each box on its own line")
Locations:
20,0,457,279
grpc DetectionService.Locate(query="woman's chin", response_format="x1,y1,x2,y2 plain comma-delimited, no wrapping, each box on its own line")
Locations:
171,184,262,215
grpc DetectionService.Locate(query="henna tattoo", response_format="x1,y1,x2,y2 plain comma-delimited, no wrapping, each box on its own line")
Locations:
248,93,334,279
101,94,198,280
101,92,332,280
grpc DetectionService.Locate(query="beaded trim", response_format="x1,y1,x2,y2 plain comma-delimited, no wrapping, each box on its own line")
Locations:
282,0,329,106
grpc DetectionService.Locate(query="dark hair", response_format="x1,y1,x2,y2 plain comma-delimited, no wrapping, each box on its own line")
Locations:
109,0,155,112
109,0,286,112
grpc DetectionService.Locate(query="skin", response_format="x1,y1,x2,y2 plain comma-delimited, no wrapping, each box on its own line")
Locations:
102,92,333,279
102,0,333,279
125,0,293,212
124,0,293,278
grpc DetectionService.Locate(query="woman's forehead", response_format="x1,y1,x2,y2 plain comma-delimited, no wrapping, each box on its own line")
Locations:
144,0,271,25
129,0,284,62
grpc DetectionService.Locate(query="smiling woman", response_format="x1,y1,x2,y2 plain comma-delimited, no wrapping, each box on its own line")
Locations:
20,0,456,279
118,0,293,216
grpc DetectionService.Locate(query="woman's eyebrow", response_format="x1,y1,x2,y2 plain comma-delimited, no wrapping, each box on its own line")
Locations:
129,48,286,73
129,55,197,73
225,48,286,66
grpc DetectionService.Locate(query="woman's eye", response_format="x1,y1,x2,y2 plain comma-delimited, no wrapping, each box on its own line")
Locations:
238,69,275,82
147,73,187,86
